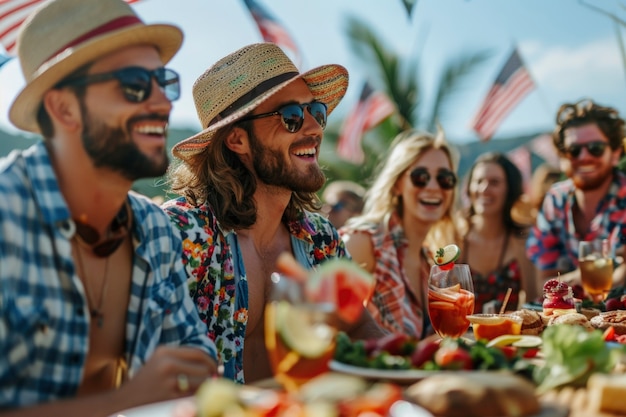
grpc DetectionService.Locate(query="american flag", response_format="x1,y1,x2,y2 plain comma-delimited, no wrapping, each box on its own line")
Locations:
470,48,535,142
0,0,141,54
337,81,395,164
241,0,301,68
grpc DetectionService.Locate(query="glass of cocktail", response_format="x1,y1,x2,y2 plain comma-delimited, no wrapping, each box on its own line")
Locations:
264,273,337,393
427,264,475,339
579,239,613,303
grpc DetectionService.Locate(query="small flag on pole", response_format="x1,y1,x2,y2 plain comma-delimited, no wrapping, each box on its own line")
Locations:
241,0,301,67
470,48,535,142
0,0,142,55
337,81,395,164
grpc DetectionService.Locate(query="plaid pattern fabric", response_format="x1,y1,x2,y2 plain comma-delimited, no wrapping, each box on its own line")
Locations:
340,213,431,338
526,170,626,272
162,197,347,383
0,142,216,407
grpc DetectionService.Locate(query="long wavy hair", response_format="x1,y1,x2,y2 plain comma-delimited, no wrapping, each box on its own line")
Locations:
463,152,527,236
167,121,320,230
347,129,460,252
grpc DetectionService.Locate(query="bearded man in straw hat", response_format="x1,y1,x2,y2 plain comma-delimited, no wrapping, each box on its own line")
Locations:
0,0,218,413
163,43,385,384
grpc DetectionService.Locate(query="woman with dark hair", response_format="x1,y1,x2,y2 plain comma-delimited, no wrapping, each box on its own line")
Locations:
459,152,539,313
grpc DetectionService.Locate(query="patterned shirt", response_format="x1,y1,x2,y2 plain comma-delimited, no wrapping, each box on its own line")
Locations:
471,259,522,314
0,143,216,408
162,197,347,384
340,213,432,338
526,170,626,272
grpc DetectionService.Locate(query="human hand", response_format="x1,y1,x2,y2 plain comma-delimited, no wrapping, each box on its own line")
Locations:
119,346,218,406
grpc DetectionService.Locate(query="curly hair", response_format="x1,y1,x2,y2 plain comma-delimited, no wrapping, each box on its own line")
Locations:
553,98,625,155
167,121,321,231
464,152,527,235
348,129,460,252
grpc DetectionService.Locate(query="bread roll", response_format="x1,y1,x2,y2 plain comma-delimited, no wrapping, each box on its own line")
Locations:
590,310,626,335
548,312,594,331
510,309,545,335
404,372,540,417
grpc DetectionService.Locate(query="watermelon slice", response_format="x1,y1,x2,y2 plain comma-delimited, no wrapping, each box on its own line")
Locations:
307,258,375,324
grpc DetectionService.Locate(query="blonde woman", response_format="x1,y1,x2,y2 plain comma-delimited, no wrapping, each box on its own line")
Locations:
340,130,459,338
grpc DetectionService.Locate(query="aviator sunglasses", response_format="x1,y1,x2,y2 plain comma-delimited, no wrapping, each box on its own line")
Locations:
239,102,327,133
410,167,457,190
56,66,180,103
564,141,608,158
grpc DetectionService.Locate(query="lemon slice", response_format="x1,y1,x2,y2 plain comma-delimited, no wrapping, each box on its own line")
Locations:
467,314,508,326
512,335,542,348
276,301,336,358
486,335,523,348
434,244,461,266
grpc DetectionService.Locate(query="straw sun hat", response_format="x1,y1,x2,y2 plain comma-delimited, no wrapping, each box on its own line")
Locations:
9,0,183,133
172,43,349,163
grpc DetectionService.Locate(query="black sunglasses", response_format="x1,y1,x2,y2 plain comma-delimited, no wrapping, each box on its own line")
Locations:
239,102,327,133
57,66,180,103
409,168,457,190
564,141,608,158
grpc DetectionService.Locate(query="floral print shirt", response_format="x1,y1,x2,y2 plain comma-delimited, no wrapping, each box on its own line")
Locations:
162,197,346,383
526,170,626,273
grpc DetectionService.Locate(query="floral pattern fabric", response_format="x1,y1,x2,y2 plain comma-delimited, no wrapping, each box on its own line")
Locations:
471,259,522,313
162,197,346,383
526,170,626,273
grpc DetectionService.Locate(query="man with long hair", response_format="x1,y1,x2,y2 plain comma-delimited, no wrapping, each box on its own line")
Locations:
164,43,384,384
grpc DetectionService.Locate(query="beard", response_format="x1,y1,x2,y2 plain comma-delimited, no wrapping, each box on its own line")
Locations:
567,163,614,191
80,102,169,181
248,129,325,192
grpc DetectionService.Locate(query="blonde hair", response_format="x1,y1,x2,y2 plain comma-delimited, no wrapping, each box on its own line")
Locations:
348,129,460,251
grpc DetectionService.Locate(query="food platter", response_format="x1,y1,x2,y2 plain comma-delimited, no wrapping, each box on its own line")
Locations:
329,360,448,383
112,397,193,417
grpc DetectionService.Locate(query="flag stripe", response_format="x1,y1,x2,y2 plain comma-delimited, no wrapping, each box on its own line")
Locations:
470,48,535,141
242,0,301,66
0,0,141,54
337,82,395,164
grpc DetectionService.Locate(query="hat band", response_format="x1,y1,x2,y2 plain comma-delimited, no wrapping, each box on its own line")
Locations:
210,71,298,127
46,15,142,63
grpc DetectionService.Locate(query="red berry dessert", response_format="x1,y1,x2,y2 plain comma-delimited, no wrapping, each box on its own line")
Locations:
543,279,576,316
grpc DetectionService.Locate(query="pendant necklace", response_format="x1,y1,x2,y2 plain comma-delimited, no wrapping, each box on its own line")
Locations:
73,239,110,328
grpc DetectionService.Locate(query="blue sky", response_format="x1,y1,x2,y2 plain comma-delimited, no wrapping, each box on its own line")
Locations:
0,0,623,145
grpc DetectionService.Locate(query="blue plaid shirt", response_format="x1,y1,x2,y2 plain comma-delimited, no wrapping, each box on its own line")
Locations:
0,142,217,407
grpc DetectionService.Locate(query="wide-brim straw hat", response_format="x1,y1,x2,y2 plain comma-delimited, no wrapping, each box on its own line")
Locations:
9,0,183,133
172,43,349,163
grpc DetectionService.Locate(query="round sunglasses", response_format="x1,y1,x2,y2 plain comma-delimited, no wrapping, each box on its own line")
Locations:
239,102,327,133
56,66,180,103
564,141,608,158
409,167,457,190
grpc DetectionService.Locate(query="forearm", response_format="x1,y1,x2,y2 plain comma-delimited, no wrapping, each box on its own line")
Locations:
343,308,388,340
0,389,134,417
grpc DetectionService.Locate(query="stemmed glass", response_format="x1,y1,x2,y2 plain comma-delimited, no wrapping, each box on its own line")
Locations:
427,264,475,339
264,273,337,393
579,239,613,303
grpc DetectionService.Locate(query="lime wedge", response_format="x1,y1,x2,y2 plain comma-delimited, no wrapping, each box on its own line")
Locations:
275,301,336,358
486,334,542,348
434,244,461,266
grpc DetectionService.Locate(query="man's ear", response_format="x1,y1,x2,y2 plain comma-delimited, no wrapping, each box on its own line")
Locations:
224,126,250,155
42,89,81,132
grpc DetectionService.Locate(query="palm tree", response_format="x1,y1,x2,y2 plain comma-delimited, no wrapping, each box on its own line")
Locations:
320,15,491,187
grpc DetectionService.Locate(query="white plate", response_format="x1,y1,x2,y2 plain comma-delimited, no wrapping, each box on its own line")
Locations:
329,360,440,383
111,397,193,417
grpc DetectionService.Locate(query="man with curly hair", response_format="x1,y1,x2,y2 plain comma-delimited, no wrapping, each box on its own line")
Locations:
526,98,626,289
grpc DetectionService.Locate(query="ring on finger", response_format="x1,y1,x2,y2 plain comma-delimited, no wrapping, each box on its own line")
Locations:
177,373,190,392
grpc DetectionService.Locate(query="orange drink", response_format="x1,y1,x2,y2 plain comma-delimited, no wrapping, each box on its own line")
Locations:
427,263,475,339
467,314,522,341
579,239,614,302
264,275,337,392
